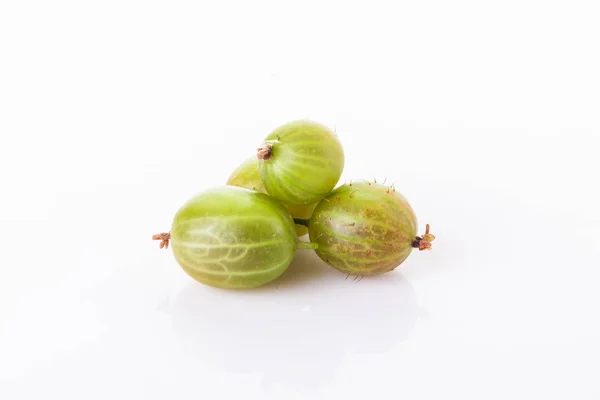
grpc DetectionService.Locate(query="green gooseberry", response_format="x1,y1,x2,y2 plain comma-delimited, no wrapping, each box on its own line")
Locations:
301,182,435,276
152,186,316,289
257,120,344,206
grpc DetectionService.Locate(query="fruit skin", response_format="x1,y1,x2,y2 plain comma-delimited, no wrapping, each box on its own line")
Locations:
170,186,297,289
308,182,418,276
258,120,344,206
227,156,316,237
226,157,267,193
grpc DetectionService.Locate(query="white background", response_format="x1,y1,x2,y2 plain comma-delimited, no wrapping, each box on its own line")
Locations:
1,1,599,399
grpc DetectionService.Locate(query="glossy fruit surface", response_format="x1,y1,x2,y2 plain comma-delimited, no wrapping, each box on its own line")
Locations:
227,157,316,236
258,120,344,206
170,186,297,289
308,182,427,276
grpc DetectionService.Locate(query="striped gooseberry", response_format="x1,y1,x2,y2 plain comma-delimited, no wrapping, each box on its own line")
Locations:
257,120,344,206
226,156,316,237
298,181,435,277
152,186,316,289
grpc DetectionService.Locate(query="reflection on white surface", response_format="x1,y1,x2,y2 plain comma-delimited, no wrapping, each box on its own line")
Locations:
1,173,599,399
162,249,420,396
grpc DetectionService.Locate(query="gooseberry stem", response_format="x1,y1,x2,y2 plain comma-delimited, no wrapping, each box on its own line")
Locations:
297,241,318,250
152,232,171,249
293,218,310,227
411,224,435,251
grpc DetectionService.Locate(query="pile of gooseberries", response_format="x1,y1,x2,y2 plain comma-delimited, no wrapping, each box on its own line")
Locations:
153,120,435,289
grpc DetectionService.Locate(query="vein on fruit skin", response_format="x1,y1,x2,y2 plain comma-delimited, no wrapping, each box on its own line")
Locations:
316,222,386,246
214,247,250,263
175,239,289,249
274,162,320,197
319,247,409,267
174,214,279,228
176,256,291,277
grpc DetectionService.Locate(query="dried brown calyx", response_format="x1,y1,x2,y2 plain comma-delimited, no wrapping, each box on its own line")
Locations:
411,224,435,251
152,232,171,249
257,143,273,161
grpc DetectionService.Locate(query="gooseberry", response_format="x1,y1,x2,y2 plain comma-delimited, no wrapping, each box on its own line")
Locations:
226,156,316,237
152,186,315,289
302,181,435,277
257,120,344,206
